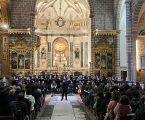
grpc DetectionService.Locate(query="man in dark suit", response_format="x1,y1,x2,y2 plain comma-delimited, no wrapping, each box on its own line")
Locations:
61,80,68,101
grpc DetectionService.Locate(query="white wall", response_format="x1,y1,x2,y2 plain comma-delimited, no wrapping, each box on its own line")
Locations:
119,0,127,68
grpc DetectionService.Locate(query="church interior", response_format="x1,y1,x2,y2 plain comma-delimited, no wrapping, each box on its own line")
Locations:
0,0,145,81
0,0,145,120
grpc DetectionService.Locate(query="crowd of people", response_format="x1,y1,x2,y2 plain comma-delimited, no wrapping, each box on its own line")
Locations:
0,72,145,120
0,72,83,120
80,76,145,120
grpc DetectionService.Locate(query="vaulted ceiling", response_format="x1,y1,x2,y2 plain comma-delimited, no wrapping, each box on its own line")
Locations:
36,0,89,19
35,0,90,29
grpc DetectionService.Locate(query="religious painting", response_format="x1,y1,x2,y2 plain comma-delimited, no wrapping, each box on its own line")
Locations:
41,47,46,59
12,53,17,69
101,54,106,69
53,38,68,67
95,53,100,68
18,54,24,69
25,53,30,69
107,53,112,69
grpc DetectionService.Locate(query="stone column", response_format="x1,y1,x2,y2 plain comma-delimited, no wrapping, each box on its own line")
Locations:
125,0,135,81
114,35,120,79
1,33,9,76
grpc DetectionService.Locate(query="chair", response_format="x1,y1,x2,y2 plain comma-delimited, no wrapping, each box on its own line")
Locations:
0,115,15,120
16,110,23,120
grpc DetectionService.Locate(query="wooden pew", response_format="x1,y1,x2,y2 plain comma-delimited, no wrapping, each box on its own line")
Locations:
0,115,15,120
16,110,23,120
120,113,135,120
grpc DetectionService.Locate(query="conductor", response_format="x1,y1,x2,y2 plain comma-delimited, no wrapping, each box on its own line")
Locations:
61,80,68,101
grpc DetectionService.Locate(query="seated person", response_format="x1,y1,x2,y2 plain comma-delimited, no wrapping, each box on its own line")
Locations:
114,95,132,120
135,95,145,120
25,88,35,111
15,90,29,120
0,87,17,117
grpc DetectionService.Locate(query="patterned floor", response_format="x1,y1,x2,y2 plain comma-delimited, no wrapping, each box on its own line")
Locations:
38,94,91,120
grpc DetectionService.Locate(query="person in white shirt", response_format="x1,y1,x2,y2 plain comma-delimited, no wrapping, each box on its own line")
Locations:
51,81,57,96
25,89,35,111
2,76,7,86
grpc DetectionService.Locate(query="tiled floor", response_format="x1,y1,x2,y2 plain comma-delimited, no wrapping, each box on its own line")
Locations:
39,94,90,120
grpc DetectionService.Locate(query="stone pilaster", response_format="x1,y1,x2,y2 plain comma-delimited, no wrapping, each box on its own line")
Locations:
0,32,9,77
125,0,135,81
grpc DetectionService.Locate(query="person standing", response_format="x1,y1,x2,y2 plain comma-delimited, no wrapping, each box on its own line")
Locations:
61,80,68,101
51,81,57,96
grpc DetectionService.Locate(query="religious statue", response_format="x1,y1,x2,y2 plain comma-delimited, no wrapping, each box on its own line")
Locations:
107,54,112,69
18,55,24,69
25,53,30,69
74,48,80,59
41,48,46,59
101,55,106,68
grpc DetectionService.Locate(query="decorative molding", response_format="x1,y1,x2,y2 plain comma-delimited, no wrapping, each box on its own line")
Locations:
8,28,31,35
138,35,145,38
35,32,88,36
0,30,8,35
94,29,119,36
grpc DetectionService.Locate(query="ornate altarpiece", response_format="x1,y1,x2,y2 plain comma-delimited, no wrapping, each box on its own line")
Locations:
92,30,118,77
8,29,33,75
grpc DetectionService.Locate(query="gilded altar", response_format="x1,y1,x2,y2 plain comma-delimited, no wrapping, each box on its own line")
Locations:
8,29,33,75
92,30,119,76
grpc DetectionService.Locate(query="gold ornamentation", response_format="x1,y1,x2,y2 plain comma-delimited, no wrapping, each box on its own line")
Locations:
94,29,119,36
8,28,31,35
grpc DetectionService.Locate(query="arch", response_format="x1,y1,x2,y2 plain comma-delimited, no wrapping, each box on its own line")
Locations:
52,37,69,67
132,0,145,37
137,10,145,34
137,2,145,26
33,0,93,72
131,0,145,81
34,0,91,32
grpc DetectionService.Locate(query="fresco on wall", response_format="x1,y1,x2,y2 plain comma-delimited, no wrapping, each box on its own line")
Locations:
12,53,17,69
53,38,68,67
